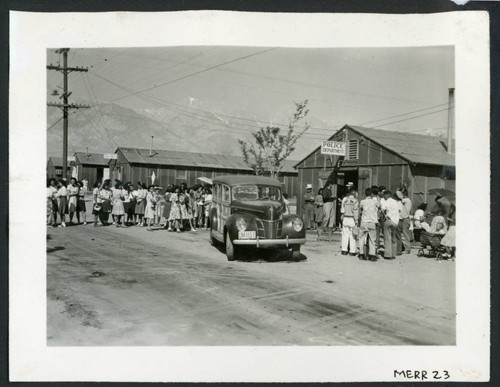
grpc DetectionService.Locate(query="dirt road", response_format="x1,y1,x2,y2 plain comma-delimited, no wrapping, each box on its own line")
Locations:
47,224,455,345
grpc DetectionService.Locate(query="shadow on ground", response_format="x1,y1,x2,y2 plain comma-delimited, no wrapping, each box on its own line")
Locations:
211,240,307,263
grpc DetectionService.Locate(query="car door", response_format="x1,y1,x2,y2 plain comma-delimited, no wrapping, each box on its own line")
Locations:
220,184,231,232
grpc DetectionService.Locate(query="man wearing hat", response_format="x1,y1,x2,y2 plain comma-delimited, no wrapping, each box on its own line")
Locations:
303,184,315,230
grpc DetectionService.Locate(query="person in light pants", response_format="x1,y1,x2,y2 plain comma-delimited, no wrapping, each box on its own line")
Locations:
358,187,380,261
381,190,400,259
340,187,359,256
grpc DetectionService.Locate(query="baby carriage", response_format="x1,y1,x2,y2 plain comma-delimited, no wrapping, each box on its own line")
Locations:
416,231,447,260
416,215,452,261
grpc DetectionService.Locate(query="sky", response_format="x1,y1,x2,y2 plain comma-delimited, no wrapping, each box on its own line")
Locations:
46,46,454,160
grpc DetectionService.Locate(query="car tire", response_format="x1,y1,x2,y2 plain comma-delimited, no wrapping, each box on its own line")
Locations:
291,244,301,260
225,231,237,261
209,227,217,246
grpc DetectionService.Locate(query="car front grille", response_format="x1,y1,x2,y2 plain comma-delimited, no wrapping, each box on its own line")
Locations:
256,219,283,239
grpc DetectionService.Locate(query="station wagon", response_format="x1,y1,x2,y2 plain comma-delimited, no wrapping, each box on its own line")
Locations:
208,175,307,261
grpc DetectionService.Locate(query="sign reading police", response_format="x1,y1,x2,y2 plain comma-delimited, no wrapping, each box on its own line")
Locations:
321,141,346,155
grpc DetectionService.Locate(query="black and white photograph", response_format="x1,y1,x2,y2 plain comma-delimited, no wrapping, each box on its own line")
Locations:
44,45,457,347
9,10,490,383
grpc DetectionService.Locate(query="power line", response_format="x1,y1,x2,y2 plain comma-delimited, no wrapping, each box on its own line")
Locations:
92,70,453,142
47,48,90,180
374,107,451,128
358,102,450,126
47,116,63,131
108,47,278,103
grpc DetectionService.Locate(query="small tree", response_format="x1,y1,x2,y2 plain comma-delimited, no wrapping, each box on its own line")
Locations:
238,100,310,178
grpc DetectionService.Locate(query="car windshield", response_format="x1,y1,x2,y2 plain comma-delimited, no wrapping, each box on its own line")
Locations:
232,185,281,201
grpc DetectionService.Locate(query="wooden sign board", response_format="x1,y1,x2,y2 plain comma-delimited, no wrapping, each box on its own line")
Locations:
321,141,346,155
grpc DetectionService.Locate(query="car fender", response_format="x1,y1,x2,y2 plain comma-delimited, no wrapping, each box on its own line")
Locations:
282,214,307,239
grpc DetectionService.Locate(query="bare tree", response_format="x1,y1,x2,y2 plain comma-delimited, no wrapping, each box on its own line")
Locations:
238,100,310,178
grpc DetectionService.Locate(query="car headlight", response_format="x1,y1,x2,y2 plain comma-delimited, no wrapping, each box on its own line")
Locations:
236,217,247,231
292,217,303,232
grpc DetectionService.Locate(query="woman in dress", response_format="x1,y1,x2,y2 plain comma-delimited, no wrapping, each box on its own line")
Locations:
144,185,157,231
47,178,58,227
92,180,102,226
187,187,197,231
153,186,163,227
162,185,173,230
179,190,196,232
98,180,113,226
314,188,324,232
123,183,136,226
77,181,87,225
67,177,80,225
203,186,213,230
111,181,125,227
441,203,456,258
134,182,147,226
195,186,204,228
169,187,182,233
56,179,68,227
46,179,55,226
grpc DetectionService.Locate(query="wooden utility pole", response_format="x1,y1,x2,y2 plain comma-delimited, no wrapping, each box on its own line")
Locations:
47,48,90,180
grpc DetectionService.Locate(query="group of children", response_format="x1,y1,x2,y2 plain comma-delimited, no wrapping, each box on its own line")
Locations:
92,179,213,232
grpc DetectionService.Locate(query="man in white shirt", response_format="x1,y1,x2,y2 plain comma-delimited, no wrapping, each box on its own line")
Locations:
381,190,399,259
358,187,380,261
340,188,359,256
399,189,412,254
376,185,386,252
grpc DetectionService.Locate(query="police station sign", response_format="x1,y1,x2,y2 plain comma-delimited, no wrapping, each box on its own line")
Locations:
321,141,346,155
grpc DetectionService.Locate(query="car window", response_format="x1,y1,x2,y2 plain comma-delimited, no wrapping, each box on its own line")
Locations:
233,185,258,201
232,185,281,201
213,183,219,201
222,185,230,203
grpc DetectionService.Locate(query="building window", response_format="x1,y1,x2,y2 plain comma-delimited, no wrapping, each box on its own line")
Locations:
441,165,455,180
347,139,359,160
176,169,187,180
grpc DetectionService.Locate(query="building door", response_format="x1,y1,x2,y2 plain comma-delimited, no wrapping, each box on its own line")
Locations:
358,168,372,196
96,167,104,182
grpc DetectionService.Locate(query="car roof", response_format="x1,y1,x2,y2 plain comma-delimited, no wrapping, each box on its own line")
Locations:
213,175,282,187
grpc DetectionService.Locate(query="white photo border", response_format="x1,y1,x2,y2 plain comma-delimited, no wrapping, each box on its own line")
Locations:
9,10,490,382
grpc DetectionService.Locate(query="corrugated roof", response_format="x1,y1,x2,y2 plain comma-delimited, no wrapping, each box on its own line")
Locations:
117,147,298,174
74,152,108,166
348,126,455,166
294,124,455,167
48,156,64,167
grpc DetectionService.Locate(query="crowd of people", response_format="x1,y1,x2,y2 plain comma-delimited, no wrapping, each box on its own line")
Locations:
47,176,455,261
303,181,456,261
47,178,213,232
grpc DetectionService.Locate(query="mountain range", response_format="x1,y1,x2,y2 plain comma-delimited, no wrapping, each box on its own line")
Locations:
46,101,318,160
46,100,446,160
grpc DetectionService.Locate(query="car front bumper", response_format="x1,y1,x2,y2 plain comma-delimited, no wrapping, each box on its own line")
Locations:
232,236,306,248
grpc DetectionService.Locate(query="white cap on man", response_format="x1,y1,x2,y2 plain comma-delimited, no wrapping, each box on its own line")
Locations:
346,182,354,187
306,184,313,189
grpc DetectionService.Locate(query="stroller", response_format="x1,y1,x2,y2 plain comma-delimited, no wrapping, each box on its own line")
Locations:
416,231,448,260
416,215,452,261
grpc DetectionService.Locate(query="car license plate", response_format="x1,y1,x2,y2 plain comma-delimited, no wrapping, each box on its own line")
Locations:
238,231,256,239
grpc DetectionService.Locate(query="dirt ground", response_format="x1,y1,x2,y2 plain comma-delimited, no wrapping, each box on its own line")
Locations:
46,210,455,346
